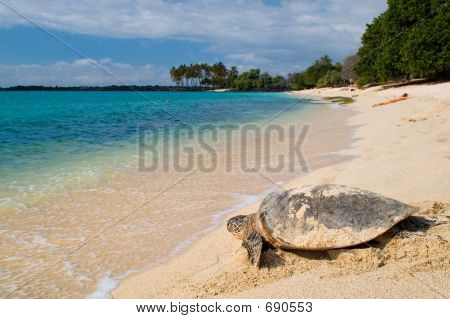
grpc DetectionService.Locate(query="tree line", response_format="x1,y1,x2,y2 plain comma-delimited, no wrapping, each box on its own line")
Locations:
170,55,353,91
169,63,237,88
170,0,449,91
169,62,290,91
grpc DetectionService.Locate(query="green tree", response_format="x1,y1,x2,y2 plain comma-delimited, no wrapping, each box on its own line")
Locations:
210,62,228,88
169,66,181,86
400,0,450,78
226,66,239,88
257,72,273,89
235,68,261,90
290,72,307,90
355,0,450,86
169,62,233,88
271,75,288,90
317,70,342,88
290,55,343,89
303,55,335,87
200,63,212,87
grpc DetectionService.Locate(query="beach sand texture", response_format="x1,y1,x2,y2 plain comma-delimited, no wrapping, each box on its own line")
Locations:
113,82,450,299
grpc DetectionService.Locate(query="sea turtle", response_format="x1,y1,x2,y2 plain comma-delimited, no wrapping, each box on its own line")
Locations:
227,184,419,266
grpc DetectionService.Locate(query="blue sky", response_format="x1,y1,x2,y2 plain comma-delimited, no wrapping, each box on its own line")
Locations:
0,0,387,86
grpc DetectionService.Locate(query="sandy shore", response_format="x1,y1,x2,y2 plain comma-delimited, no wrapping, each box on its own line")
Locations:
113,82,450,299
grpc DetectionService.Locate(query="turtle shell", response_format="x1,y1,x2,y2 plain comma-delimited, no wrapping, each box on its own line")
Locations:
256,184,419,250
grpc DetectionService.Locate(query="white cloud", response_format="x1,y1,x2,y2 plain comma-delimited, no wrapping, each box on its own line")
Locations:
0,0,387,79
0,58,170,86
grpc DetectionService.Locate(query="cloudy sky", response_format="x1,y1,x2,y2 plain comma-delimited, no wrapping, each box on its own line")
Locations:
0,0,387,86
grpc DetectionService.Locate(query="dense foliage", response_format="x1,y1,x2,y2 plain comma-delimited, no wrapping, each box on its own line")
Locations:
170,56,348,91
289,55,345,90
169,63,290,91
169,62,230,88
234,69,288,90
355,0,450,86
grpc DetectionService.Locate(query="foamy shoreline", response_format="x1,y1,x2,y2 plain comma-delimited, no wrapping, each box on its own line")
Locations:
113,82,450,298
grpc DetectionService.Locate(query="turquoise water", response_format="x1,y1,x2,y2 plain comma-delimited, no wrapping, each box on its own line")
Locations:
1,91,348,298
0,91,305,209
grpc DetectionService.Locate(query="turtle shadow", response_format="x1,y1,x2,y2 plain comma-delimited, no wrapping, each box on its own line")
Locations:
260,249,286,268
260,247,327,269
358,215,449,249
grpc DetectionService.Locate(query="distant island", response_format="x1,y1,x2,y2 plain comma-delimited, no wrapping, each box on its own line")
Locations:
0,85,208,92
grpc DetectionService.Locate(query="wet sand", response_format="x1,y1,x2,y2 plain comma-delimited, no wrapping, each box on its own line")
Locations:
113,82,450,299
0,98,354,298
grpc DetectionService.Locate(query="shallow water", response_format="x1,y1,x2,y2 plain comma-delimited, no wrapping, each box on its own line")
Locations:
0,91,354,297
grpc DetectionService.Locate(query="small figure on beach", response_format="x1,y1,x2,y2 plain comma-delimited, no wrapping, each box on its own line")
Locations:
372,93,408,107
227,184,418,267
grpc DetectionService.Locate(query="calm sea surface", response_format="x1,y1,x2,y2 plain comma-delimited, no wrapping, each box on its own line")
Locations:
1,91,302,200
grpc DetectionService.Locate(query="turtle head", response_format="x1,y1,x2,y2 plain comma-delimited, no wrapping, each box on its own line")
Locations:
226,214,255,240
227,214,263,267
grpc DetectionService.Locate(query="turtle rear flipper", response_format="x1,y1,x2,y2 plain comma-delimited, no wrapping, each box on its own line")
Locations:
242,231,263,267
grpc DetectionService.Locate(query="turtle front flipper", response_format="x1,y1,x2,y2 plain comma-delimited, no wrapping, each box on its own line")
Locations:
242,231,263,267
